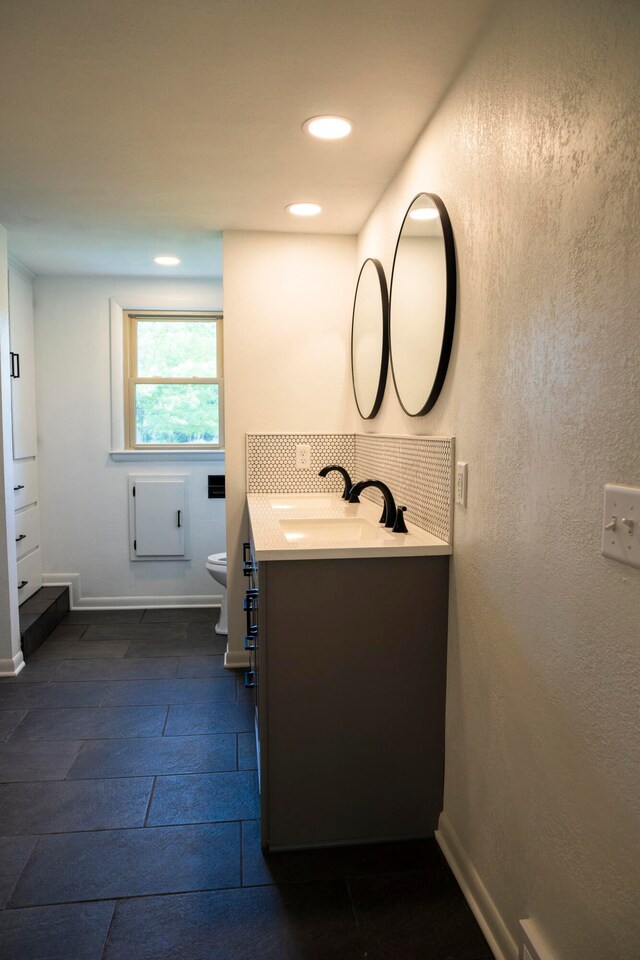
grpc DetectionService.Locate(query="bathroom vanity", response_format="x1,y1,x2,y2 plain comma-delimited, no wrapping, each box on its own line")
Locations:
245,493,451,851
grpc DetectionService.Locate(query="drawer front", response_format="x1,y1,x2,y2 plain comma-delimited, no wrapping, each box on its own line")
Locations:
15,505,40,560
12,459,38,509
17,547,43,604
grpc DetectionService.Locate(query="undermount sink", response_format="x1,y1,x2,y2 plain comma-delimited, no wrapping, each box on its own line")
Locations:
268,496,338,511
279,517,393,543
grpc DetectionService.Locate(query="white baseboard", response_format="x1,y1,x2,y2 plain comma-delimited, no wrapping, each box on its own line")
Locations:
0,650,25,677
436,812,519,960
42,573,221,610
224,649,251,670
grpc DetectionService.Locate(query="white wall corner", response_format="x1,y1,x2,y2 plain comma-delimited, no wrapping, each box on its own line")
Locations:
109,298,125,451
436,812,519,960
224,648,250,670
0,650,25,677
42,572,82,606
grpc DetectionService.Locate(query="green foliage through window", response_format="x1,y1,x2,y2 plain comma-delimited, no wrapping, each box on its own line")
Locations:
127,314,222,447
135,383,220,445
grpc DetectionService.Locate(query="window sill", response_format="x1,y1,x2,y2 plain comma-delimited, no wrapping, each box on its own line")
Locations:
109,450,225,462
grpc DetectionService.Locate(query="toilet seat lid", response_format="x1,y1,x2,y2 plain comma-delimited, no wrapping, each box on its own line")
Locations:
207,553,227,565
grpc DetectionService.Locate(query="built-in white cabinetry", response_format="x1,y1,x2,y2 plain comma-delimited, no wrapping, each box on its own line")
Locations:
15,505,40,560
9,264,42,605
12,459,38,510
129,476,190,560
9,268,37,460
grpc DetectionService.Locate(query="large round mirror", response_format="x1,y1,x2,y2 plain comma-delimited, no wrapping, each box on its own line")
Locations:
389,193,456,416
351,257,389,419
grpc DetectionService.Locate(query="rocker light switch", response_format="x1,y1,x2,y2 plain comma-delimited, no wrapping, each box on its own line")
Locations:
601,483,640,569
455,462,468,507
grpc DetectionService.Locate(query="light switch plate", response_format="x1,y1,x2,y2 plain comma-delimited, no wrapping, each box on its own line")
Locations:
455,462,468,507
601,483,640,569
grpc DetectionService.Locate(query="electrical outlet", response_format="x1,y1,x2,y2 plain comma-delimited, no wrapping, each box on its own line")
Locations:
455,461,468,506
295,443,312,470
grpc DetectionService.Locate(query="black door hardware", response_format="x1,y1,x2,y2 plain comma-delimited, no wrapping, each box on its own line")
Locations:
177,510,182,528
9,352,20,378
15,534,26,542
18,580,28,589
13,484,24,491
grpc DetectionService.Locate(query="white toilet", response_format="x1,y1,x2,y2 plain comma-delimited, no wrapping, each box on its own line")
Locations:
206,553,227,635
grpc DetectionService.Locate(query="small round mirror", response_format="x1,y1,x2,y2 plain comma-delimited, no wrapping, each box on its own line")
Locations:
389,193,456,416
351,258,389,420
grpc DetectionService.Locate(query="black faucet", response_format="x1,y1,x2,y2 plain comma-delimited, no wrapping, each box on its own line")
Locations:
318,465,353,500
347,479,400,528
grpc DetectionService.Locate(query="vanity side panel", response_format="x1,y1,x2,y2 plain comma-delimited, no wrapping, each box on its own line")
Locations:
264,555,449,849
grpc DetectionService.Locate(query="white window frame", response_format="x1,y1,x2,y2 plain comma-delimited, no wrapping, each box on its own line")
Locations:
123,310,224,451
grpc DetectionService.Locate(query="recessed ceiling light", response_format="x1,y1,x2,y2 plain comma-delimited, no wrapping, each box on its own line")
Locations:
286,202,322,217
154,256,181,265
409,207,439,221
303,116,352,140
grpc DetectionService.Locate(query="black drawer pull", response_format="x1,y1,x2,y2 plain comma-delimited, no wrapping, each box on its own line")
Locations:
244,671,256,689
16,534,26,542
18,580,28,589
13,484,25,491
244,588,259,639
242,541,256,576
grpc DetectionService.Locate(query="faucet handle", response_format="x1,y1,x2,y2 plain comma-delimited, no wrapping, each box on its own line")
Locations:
392,506,408,534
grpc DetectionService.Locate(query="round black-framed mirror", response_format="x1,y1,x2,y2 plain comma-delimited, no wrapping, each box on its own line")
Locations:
351,257,389,420
389,192,456,417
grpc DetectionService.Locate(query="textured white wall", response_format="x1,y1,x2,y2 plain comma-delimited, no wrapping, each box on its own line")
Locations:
358,0,640,956
34,275,225,604
223,231,357,661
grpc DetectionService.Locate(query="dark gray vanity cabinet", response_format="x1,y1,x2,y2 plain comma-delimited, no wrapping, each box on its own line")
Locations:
248,537,449,851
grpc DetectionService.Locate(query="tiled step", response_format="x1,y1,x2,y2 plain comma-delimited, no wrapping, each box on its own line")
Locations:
19,587,70,660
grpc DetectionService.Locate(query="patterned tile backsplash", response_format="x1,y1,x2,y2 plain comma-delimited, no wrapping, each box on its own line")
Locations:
246,434,356,495
355,435,453,542
246,433,454,542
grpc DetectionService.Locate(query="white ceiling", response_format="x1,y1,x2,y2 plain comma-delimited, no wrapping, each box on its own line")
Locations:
0,0,491,277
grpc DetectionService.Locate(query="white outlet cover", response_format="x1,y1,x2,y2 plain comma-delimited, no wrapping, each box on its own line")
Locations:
295,443,312,471
455,461,468,507
601,483,640,569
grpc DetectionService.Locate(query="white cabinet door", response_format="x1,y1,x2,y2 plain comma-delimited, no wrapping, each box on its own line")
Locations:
8,269,38,460
130,477,189,559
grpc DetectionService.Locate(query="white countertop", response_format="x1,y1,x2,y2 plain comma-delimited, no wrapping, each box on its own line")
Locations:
247,493,452,561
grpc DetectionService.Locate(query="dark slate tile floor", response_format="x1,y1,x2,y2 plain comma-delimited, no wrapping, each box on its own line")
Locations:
0,608,492,960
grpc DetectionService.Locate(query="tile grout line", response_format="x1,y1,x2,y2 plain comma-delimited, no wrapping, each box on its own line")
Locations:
160,704,170,737
0,816,255,844
4,834,42,910
142,776,158,827
97,900,118,960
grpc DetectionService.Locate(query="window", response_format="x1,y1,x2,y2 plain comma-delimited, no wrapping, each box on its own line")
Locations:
124,311,223,449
